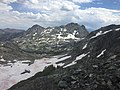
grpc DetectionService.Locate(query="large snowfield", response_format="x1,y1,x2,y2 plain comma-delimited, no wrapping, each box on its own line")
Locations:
0,55,68,90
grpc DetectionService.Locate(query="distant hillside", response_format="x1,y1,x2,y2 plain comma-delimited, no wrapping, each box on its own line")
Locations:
0,28,24,42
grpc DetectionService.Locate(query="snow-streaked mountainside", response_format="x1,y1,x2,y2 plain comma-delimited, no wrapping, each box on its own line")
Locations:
8,24,120,90
14,23,88,54
0,23,88,61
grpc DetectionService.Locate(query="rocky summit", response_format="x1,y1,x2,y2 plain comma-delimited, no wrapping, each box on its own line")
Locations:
8,24,120,90
14,23,88,54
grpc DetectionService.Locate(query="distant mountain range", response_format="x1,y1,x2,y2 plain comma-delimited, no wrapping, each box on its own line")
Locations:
8,24,120,90
14,23,88,54
0,23,88,61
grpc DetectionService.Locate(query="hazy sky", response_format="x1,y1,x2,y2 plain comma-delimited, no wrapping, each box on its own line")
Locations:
0,0,120,31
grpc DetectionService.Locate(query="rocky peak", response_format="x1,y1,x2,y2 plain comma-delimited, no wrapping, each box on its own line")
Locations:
65,23,89,38
81,25,86,30
65,22,79,27
14,23,89,54
26,24,45,34
30,24,44,29
65,22,83,30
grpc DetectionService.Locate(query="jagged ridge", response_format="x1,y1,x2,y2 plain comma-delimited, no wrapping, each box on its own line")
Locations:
14,23,89,54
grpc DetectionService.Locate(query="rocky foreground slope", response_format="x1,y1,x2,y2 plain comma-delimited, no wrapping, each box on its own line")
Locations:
9,24,120,90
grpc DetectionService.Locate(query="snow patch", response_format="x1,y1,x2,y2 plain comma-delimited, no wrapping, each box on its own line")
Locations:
75,52,89,61
90,31,102,39
57,63,64,67
53,63,65,68
63,28,67,32
103,30,112,34
57,32,64,39
0,56,6,62
13,60,17,62
82,43,88,49
33,37,35,40
58,56,71,61
90,29,113,39
97,49,106,58
63,61,77,68
33,32,37,36
115,28,120,31
65,33,79,40
21,60,31,63
1,43,4,46
0,58,6,62
73,30,78,35
63,52,89,68
7,61,11,63
57,32,80,40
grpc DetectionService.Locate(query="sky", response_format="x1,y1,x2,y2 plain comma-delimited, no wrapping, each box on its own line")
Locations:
0,0,120,31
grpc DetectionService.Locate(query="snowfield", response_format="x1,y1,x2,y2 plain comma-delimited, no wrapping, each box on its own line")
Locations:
0,55,69,90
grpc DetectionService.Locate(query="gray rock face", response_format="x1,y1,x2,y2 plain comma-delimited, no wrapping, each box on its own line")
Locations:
14,23,89,54
9,24,120,90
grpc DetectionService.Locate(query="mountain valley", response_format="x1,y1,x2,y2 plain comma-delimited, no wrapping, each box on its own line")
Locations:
0,23,120,90
8,24,120,90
